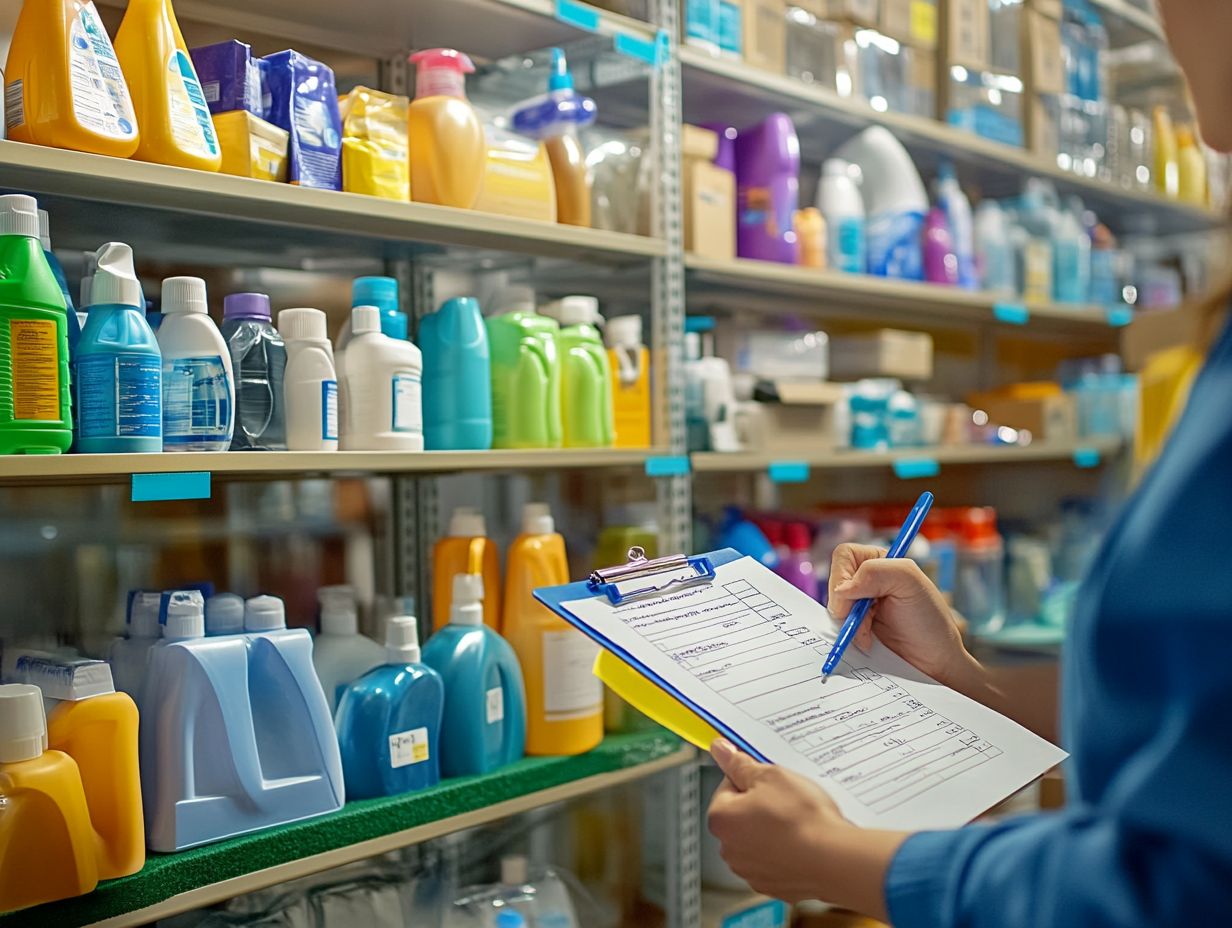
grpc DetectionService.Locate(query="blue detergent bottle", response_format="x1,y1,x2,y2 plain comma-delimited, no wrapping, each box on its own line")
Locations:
419,296,492,450
76,242,162,453
335,614,445,799
37,210,80,369
422,569,527,778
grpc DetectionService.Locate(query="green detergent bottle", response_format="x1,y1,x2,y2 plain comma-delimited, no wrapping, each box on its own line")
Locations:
0,195,72,455
485,287,562,449
540,295,614,448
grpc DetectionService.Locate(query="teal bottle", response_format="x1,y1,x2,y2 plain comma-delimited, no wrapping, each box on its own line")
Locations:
419,297,492,450
421,573,527,777
335,615,444,799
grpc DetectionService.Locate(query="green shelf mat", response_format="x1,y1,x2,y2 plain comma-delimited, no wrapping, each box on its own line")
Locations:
1,730,684,928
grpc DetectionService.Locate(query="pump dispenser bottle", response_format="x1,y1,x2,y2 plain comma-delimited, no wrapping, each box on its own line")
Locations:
407,49,484,209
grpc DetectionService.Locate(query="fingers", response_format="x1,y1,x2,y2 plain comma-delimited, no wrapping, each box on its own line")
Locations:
710,738,766,792
827,544,888,616
831,558,928,616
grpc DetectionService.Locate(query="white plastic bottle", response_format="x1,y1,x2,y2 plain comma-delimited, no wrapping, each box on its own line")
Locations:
817,158,866,274
974,201,1016,297
109,590,162,699
339,305,424,451
935,162,977,290
311,585,385,715
278,307,339,452
156,277,235,452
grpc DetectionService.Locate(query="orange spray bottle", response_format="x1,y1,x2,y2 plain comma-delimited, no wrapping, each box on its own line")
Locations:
407,49,485,209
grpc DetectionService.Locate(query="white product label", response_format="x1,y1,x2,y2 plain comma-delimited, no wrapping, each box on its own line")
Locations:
68,4,138,141
322,380,338,441
543,630,602,720
166,50,219,157
391,374,422,433
202,80,221,105
486,686,504,725
5,81,24,130
162,355,232,443
389,726,430,768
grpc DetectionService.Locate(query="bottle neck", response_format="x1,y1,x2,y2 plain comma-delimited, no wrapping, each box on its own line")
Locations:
387,643,421,664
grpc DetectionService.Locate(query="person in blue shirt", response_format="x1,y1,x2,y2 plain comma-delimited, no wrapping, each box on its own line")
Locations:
705,3,1232,921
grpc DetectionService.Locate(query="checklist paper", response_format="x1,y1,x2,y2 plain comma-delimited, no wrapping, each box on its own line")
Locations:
563,556,1067,829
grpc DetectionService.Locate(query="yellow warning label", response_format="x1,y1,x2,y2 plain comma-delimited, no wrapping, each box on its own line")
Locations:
10,319,60,421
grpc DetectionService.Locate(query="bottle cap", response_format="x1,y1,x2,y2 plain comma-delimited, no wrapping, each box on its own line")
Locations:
522,501,555,535
540,295,601,328
785,522,811,553
127,589,163,639
496,912,526,928
548,47,572,92
604,315,642,350
0,195,41,239
160,590,206,639
318,585,358,636
351,304,381,335
501,855,530,885
244,595,286,632
89,242,144,309
37,208,51,251
0,684,47,763
959,507,1000,546
205,593,245,636
16,657,115,702
223,292,272,321
161,276,209,315
384,615,421,663
382,312,409,340
491,285,537,315
449,573,485,626
449,506,487,538
409,48,475,100
278,307,329,342
351,276,399,313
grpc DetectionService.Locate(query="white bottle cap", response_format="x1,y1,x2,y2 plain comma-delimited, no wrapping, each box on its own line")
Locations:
318,585,358,636
89,242,144,309
604,314,642,350
522,501,555,535
501,855,530,885
449,506,487,538
161,276,208,315
162,590,205,639
205,593,245,636
351,304,381,335
491,285,536,315
279,307,329,342
127,590,163,639
0,684,48,763
449,573,485,626
0,195,41,239
541,295,601,327
244,595,286,632
822,157,852,178
37,208,51,251
384,615,421,663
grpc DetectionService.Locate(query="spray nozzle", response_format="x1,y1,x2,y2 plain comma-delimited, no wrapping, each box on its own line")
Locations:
549,47,572,92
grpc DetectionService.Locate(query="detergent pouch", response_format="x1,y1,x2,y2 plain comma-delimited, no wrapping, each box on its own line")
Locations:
339,86,410,200
263,50,343,190
190,40,266,116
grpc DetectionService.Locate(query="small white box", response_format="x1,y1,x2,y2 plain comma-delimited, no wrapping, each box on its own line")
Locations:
829,328,934,381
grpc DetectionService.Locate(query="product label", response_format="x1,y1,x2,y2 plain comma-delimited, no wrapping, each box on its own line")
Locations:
166,50,219,158
486,686,505,725
162,355,231,444
685,0,719,47
718,1,742,55
289,96,341,188
391,374,422,434
867,210,925,280
9,320,60,421
322,380,338,441
77,354,161,439
543,630,602,721
68,4,138,141
389,726,430,768
4,81,24,130
832,216,867,274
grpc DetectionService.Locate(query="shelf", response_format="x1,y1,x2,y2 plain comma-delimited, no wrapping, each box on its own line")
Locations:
685,255,1125,337
1090,0,1164,46
0,142,665,269
0,732,690,928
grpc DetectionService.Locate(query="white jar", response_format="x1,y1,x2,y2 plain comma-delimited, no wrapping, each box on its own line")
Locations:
339,305,423,451
277,307,338,452
157,276,235,451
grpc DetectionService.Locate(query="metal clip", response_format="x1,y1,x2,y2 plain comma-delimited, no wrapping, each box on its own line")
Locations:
589,547,716,605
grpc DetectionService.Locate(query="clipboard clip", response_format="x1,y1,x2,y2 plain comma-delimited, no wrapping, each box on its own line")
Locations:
588,546,717,605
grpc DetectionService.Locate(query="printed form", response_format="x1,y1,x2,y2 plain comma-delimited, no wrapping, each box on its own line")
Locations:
564,556,1066,830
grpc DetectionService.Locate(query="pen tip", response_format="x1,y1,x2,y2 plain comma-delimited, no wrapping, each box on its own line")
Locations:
821,672,830,684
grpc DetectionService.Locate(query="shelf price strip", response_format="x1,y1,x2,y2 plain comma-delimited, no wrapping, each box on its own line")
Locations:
892,457,940,480
645,455,690,477
992,302,1030,326
555,0,600,31
1072,447,1102,469
614,32,659,65
767,460,810,484
1105,306,1133,327
131,471,212,502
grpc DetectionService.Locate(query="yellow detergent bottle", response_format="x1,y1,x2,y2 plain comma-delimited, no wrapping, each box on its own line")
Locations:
0,684,99,913
504,502,603,756
114,0,221,171
433,506,503,633
4,0,140,155
407,49,485,209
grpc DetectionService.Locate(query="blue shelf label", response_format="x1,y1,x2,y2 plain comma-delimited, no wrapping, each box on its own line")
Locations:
893,457,940,480
1105,306,1133,327
555,0,600,31
721,899,788,928
645,455,691,477
614,32,658,65
993,302,1030,325
132,471,212,502
767,460,809,484
1072,447,1102,468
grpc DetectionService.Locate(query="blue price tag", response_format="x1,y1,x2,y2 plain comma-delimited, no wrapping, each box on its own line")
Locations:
767,460,809,484
721,899,789,928
892,457,940,480
1072,447,1102,468
555,0,600,31
614,32,658,65
993,302,1030,325
645,455,691,477
131,471,212,502
1105,306,1133,327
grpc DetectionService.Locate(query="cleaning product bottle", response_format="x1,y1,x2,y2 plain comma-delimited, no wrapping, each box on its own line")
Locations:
1177,125,1207,206
935,162,977,289
486,287,563,449
510,48,598,228
38,210,81,373
3,0,139,156
419,296,493,451
776,523,820,600
0,683,99,912
539,296,614,449
157,276,234,451
339,305,424,451
1153,105,1179,198
734,113,800,264
407,49,484,209
432,507,502,632
794,207,826,269
220,292,287,451
334,614,445,798
114,0,221,171
422,540,526,777
604,315,651,449
0,195,73,455
311,585,384,714
923,206,959,286
335,276,407,358
817,159,866,274
278,307,338,452
504,503,602,756
204,592,245,636
76,242,162,454
974,200,1015,296
1053,203,1092,305
109,590,162,699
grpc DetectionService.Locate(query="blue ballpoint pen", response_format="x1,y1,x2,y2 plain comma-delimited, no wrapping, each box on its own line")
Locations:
820,491,935,682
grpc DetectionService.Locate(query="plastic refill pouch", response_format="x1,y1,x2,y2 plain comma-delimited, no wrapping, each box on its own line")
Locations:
339,86,410,200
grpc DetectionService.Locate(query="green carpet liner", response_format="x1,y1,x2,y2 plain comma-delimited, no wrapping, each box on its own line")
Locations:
2,730,683,928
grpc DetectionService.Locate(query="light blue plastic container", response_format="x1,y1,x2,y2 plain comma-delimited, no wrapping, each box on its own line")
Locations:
335,616,444,799
353,276,408,340
419,296,493,450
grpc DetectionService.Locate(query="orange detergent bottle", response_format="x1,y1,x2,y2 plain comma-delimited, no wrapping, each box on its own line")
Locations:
0,684,99,913
433,506,502,632
407,49,485,209
114,0,221,171
4,0,140,155
503,502,603,756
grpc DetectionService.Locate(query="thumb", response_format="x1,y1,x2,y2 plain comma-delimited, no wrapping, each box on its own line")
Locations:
830,558,915,620
710,738,765,792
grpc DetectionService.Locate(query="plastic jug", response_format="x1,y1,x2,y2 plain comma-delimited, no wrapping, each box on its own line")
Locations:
114,0,221,171
76,243,162,454
3,0,139,156
109,589,162,699
278,308,339,452
504,503,602,756
407,49,484,209
734,114,800,264
419,296,493,451
0,683,98,911
432,507,502,632
38,209,81,375
337,276,407,352
604,315,651,449
1177,125,1207,206
311,585,384,714
486,288,563,449
539,296,614,448
335,615,445,798
339,305,424,451
817,159,866,274
220,292,287,451
1153,105,1178,198
0,195,73,455
974,200,1015,296
157,277,235,451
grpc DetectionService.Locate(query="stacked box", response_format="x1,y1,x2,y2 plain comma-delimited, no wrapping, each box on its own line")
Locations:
939,0,1024,144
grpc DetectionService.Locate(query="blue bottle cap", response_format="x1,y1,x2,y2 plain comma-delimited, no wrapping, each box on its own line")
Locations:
352,276,399,314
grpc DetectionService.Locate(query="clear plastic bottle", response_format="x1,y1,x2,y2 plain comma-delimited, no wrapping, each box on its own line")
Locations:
954,507,1006,636
220,292,286,451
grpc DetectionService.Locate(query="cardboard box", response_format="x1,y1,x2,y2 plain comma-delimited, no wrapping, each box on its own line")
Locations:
214,110,289,182
754,381,845,454
683,125,737,261
1023,7,1064,95
941,0,988,70
744,0,788,72
965,390,1077,442
1026,93,1060,158
879,0,938,50
907,47,937,118
829,329,934,381
796,0,879,27
702,892,790,928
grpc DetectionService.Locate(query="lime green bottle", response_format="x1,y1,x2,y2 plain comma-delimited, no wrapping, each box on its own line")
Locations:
0,195,71,455
541,296,614,448
485,289,562,449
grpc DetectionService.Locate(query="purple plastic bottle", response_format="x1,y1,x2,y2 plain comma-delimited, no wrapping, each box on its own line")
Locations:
776,522,820,600
923,206,959,286
734,114,800,264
